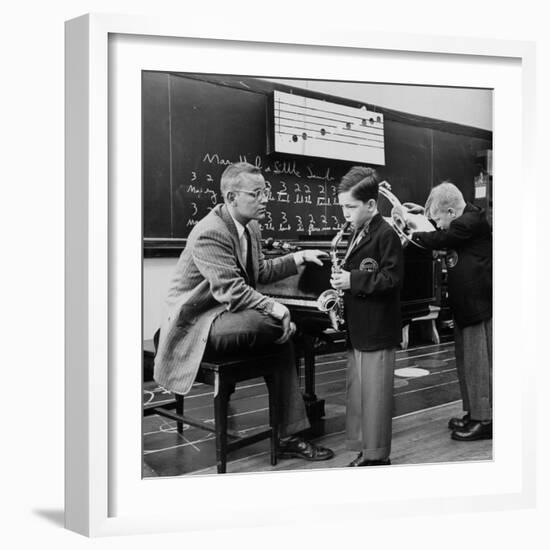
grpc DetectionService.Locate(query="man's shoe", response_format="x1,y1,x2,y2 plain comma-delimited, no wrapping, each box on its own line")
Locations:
277,437,334,461
347,453,391,467
448,413,471,430
451,421,492,441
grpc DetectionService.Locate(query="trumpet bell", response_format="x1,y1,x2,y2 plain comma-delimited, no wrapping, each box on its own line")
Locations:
378,184,427,249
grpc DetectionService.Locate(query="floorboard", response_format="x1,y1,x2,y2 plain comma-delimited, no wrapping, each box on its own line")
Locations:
143,338,492,477
188,401,492,475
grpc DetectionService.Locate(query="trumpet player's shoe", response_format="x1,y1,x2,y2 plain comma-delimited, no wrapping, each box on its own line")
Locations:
347,453,391,467
448,413,471,430
451,421,492,441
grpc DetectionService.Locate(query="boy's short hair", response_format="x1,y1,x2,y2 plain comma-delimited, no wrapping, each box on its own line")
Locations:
220,162,262,199
425,181,466,217
338,166,380,203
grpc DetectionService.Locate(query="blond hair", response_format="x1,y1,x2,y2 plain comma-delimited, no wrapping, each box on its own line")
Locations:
425,181,466,218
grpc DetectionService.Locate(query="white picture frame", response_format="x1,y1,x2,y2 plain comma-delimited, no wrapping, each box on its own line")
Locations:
65,13,537,537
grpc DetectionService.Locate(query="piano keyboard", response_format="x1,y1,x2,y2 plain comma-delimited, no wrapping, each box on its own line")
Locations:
267,296,318,308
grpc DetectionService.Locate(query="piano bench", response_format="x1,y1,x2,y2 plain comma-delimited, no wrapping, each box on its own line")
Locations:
401,305,441,349
143,341,283,474
317,328,347,346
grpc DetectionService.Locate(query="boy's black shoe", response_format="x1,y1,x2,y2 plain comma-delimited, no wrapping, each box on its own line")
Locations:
451,421,492,441
347,453,391,467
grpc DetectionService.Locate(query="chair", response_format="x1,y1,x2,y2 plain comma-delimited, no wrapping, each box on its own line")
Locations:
401,305,441,349
143,340,283,474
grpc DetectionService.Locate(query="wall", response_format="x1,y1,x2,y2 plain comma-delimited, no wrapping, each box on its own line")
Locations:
143,79,492,338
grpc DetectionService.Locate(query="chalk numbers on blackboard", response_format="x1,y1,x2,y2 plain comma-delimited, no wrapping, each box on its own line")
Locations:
263,211,275,231
184,165,344,237
307,214,319,235
279,212,291,232
276,182,290,203
265,181,275,202
185,170,221,226
294,183,312,205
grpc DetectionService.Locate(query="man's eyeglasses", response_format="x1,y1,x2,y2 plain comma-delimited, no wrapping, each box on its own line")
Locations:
234,188,270,201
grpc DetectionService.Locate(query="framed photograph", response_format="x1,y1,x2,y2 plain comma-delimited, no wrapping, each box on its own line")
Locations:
65,13,536,536
141,73,494,478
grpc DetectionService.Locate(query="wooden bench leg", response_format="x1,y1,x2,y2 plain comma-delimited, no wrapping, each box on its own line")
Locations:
265,374,279,467
175,394,184,434
214,380,232,474
430,319,440,344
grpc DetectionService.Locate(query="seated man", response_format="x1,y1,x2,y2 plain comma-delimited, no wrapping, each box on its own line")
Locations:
154,162,334,461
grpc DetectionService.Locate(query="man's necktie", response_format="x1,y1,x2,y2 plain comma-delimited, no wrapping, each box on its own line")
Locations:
244,226,256,288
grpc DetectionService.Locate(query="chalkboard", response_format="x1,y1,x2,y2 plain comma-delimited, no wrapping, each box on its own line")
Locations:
143,72,492,245
144,73,356,240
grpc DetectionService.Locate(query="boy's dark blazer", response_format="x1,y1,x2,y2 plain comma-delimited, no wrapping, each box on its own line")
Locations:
412,203,492,328
342,213,404,351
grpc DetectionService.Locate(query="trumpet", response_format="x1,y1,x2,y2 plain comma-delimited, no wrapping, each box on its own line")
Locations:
378,183,427,249
316,221,350,330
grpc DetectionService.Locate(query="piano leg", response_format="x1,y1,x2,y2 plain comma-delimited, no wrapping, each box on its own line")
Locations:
301,334,326,433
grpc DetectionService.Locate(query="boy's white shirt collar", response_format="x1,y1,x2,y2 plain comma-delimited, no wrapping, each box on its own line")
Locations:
356,208,378,236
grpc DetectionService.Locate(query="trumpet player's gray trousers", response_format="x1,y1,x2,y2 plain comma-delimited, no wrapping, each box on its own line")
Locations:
453,318,493,422
345,348,395,460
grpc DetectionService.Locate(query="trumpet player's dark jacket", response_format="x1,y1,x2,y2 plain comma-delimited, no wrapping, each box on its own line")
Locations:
411,203,492,328
342,213,404,351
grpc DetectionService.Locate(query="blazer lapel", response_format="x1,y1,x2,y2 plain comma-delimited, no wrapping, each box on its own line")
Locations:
347,230,372,260
346,214,383,260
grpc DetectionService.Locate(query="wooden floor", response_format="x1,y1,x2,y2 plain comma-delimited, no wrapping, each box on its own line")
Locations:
142,337,492,477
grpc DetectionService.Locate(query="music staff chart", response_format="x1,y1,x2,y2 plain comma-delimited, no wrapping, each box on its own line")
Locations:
273,90,386,165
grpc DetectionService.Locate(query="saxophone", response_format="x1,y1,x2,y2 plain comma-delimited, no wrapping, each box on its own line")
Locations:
316,221,350,330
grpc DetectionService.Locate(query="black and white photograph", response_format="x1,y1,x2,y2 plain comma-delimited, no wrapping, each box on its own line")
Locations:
141,73,493,477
